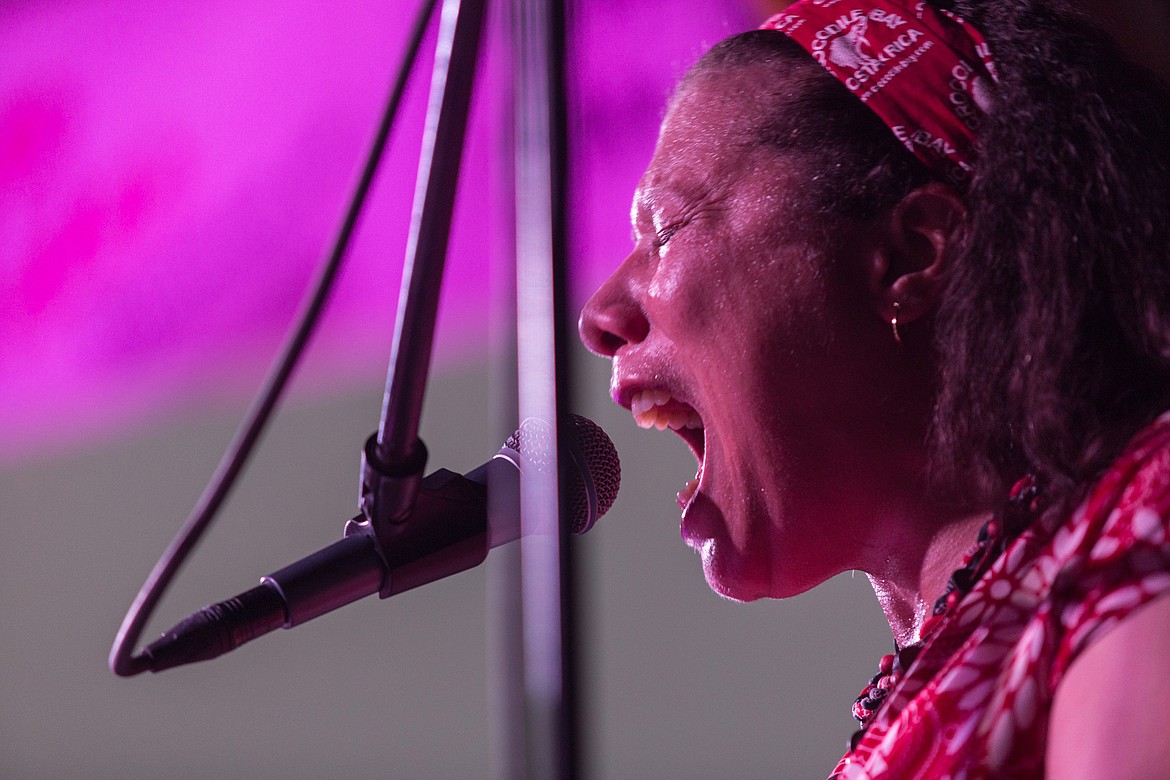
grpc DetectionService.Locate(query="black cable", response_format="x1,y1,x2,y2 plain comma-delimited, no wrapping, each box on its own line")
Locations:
109,0,440,677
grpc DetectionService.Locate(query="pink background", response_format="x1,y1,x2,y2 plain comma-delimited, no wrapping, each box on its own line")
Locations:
1,0,753,463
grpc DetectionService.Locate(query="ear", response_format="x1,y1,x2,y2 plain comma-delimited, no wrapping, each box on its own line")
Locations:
868,182,966,325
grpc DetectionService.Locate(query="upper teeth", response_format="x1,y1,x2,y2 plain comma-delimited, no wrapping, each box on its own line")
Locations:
631,390,703,431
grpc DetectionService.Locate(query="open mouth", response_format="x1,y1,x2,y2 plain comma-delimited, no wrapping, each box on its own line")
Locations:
629,389,706,511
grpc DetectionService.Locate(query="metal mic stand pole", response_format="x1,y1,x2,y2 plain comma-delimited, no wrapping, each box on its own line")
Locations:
511,0,579,777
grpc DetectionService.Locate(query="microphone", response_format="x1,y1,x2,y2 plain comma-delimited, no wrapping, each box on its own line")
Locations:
142,414,620,673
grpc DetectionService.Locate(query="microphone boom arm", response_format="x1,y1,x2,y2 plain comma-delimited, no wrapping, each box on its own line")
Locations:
143,459,507,673
138,418,616,674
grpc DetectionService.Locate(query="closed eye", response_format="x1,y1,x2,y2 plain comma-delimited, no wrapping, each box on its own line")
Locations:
652,224,680,249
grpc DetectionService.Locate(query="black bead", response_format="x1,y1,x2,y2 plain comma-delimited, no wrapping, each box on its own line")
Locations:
897,644,921,671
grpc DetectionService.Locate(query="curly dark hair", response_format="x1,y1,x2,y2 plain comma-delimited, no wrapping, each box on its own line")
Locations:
931,0,1170,503
685,1,1170,506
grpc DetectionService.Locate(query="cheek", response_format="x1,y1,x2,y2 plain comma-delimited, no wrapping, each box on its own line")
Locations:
645,264,688,310
645,242,733,335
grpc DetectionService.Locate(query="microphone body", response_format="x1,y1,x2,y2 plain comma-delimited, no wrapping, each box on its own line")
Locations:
143,416,618,672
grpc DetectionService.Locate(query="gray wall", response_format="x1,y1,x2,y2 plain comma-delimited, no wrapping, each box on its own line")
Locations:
0,354,890,779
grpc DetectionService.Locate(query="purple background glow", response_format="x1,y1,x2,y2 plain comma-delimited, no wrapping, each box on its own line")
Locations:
3,1,1165,465
0,0,753,463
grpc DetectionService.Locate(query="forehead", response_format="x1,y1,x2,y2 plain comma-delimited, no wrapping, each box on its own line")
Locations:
634,67,793,217
647,71,765,177
665,68,767,145
636,72,762,201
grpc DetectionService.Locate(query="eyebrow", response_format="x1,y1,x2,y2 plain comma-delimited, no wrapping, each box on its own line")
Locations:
629,184,670,232
629,181,661,229
639,173,715,212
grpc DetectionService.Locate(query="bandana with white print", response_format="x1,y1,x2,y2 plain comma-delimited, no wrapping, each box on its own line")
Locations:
761,0,998,185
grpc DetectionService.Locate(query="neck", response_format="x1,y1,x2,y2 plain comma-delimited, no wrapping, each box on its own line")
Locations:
865,509,989,647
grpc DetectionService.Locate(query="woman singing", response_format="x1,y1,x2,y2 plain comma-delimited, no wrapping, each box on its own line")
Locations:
578,0,1170,776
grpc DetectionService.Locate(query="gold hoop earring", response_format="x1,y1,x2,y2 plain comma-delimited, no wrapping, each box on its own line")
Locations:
890,302,903,345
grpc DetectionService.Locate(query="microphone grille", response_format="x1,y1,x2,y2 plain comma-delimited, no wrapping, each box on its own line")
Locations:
565,414,621,530
505,414,621,535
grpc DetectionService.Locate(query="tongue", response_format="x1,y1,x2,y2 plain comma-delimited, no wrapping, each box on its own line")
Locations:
676,467,702,510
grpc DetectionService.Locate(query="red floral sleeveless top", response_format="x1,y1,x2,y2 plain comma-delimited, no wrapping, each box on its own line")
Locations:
832,413,1170,779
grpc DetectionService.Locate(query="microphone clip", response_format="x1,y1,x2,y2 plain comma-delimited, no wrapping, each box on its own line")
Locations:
357,431,427,546
354,433,493,599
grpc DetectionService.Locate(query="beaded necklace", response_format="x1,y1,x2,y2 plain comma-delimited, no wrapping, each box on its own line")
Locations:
848,475,1046,749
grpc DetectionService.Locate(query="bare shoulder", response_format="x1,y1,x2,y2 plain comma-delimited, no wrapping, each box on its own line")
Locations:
1047,593,1170,779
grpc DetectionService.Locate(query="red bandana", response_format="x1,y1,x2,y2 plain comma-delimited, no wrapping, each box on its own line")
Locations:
761,0,997,184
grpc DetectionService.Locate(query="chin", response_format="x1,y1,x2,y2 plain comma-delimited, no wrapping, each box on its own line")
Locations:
701,551,824,601
691,519,826,602
694,538,773,603
683,493,770,601
685,491,789,602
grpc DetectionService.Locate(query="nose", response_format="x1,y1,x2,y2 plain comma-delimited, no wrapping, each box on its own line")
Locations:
578,257,650,357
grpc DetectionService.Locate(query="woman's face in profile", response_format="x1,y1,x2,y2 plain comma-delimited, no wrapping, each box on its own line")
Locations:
580,67,901,601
